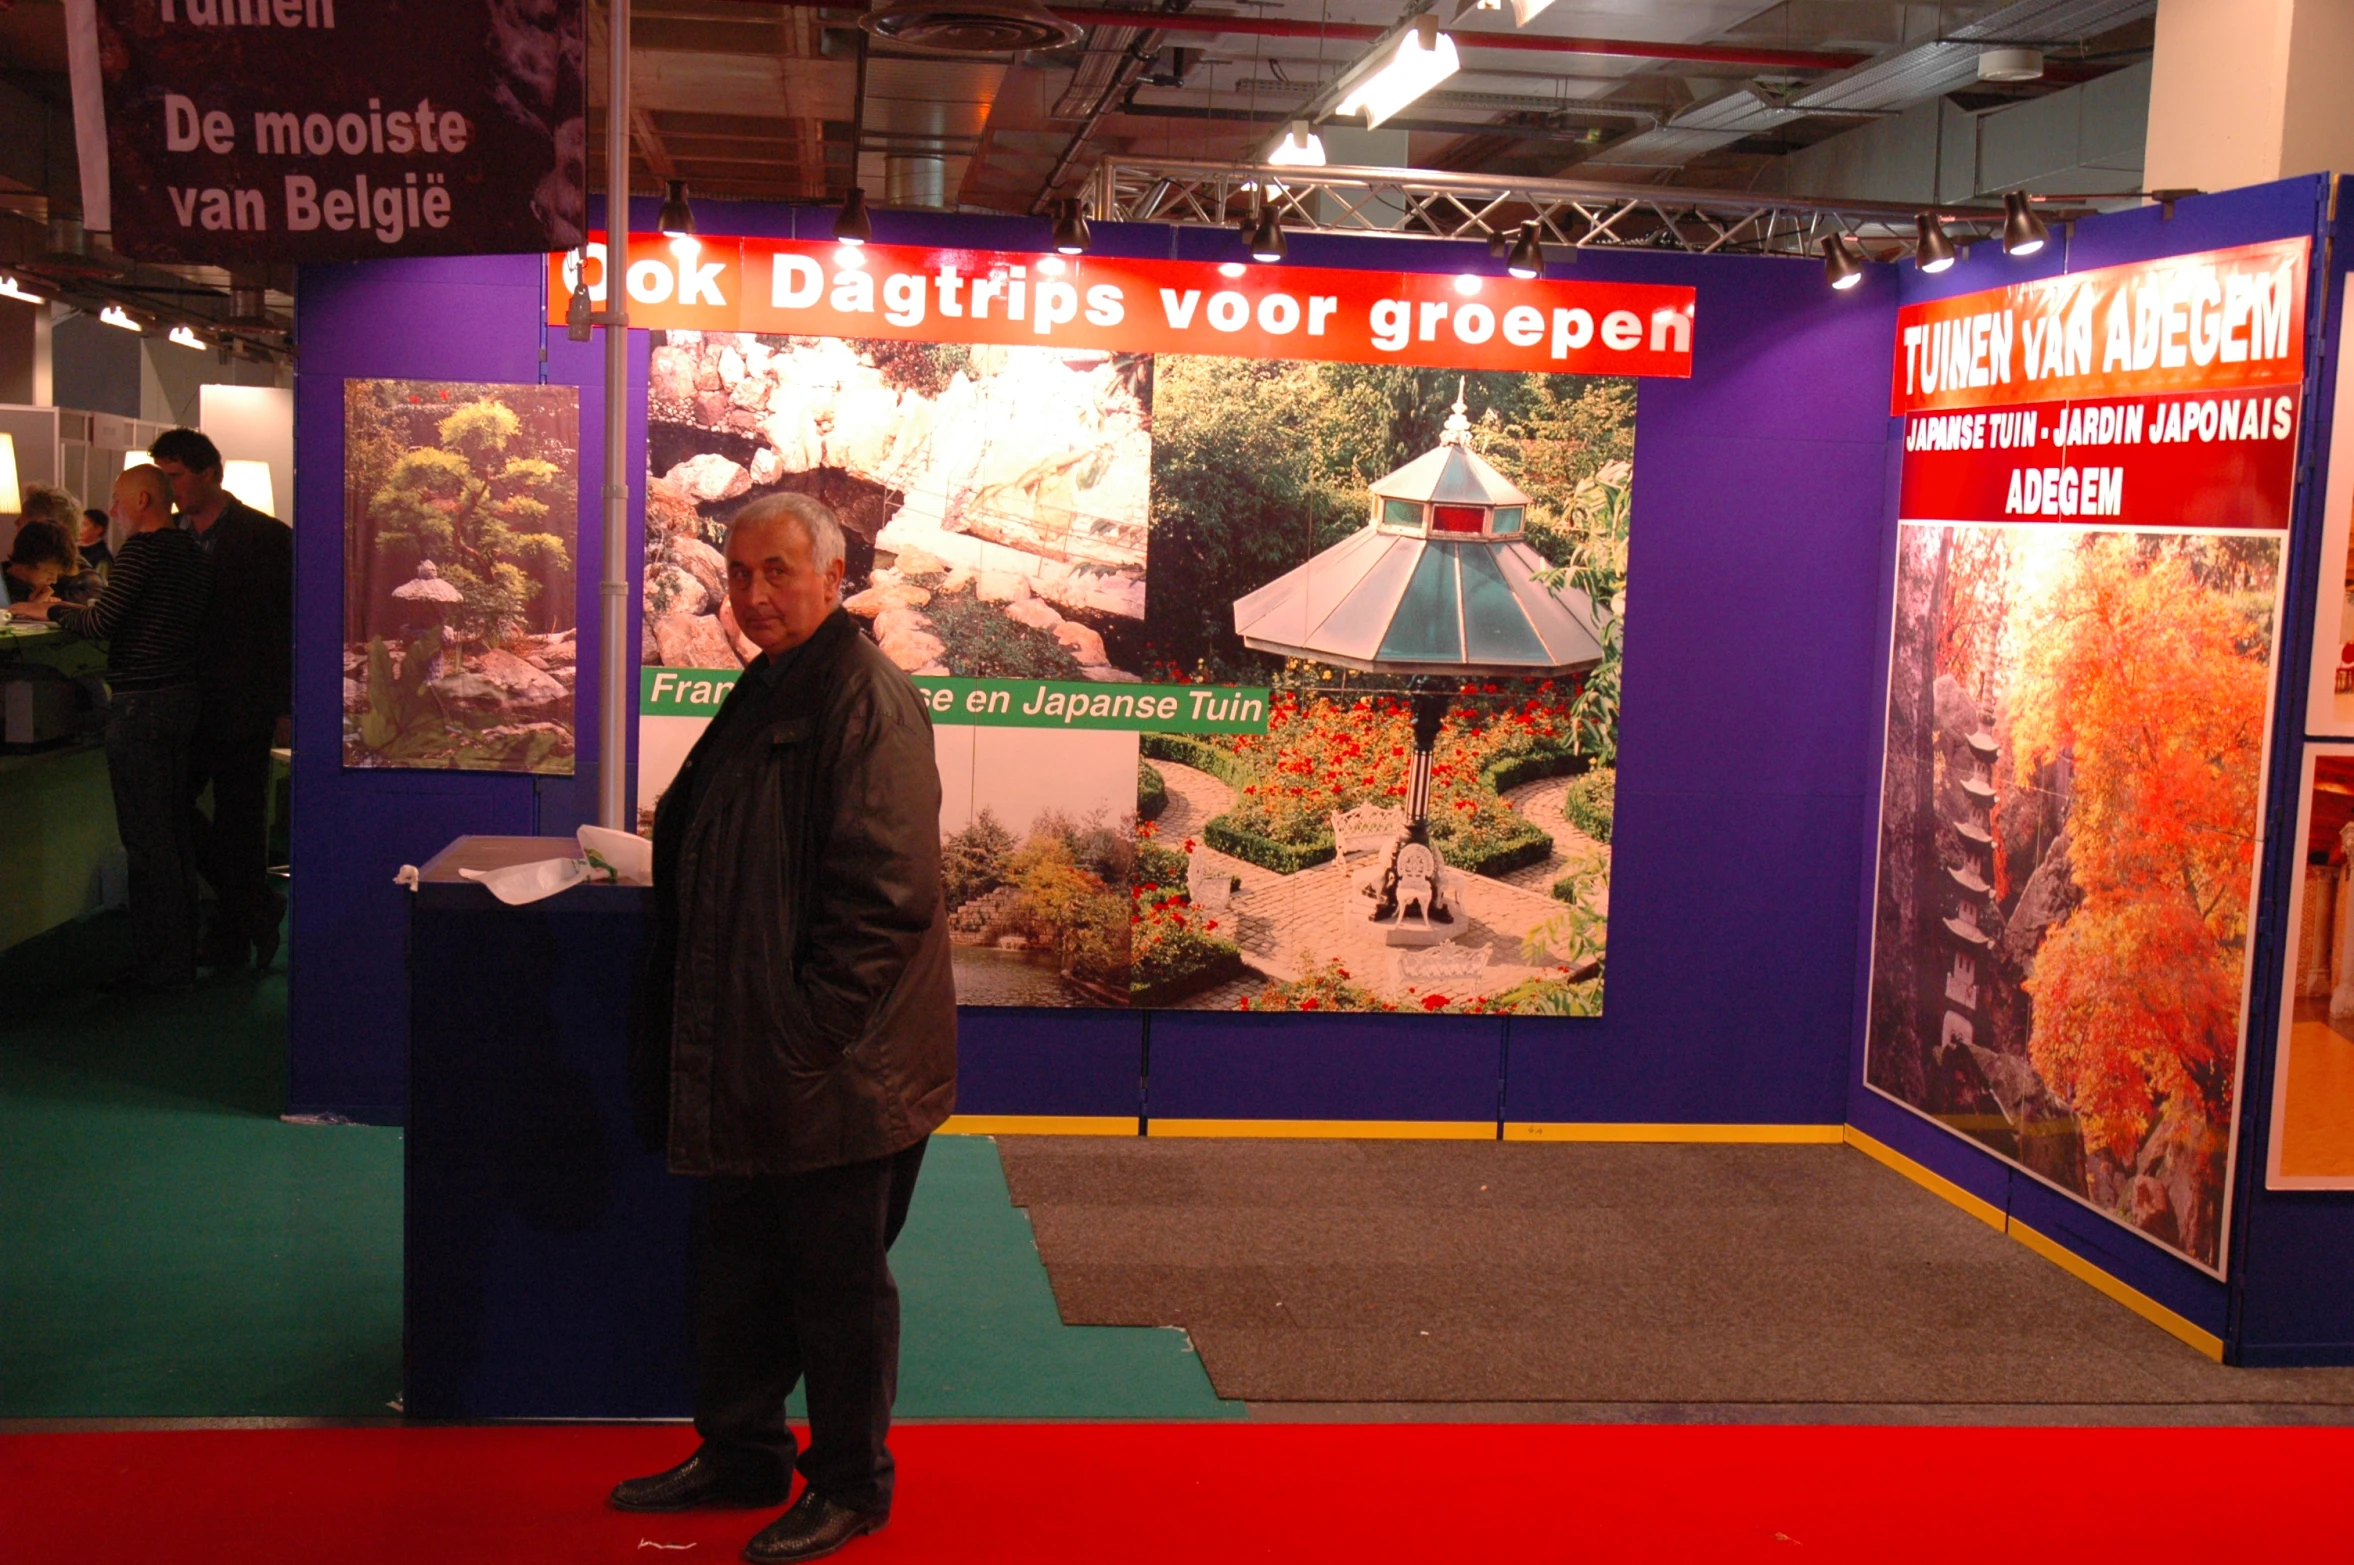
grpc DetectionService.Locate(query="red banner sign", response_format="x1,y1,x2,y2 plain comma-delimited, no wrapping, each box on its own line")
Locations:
546,233,1697,377
1899,387,2301,530
1891,238,2311,529
1890,238,2307,416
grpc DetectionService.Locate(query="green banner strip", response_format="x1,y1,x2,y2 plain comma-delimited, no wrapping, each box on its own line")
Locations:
642,668,1270,733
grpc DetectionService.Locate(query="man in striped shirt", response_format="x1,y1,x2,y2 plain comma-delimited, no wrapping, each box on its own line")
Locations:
11,466,215,991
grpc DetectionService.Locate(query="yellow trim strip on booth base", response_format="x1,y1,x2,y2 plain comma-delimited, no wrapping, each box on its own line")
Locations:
1148,1118,1498,1140
1505,1122,1845,1144
1841,1125,2224,1362
936,1115,1139,1137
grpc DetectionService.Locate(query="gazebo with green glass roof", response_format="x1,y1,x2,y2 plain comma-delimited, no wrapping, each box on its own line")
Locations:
1232,387,1607,941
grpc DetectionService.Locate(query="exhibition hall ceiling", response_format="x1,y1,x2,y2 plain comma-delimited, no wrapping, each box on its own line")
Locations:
569,0,2155,214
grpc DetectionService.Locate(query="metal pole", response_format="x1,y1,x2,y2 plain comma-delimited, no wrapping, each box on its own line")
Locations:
598,0,632,829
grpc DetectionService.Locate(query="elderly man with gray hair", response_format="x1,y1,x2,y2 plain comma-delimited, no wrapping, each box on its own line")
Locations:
614,493,957,1563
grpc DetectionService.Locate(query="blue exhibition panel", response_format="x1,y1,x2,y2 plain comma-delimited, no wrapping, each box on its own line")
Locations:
1144,1009,1507,1126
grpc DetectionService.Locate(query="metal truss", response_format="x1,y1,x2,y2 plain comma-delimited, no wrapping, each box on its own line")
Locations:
1089,157,2027,261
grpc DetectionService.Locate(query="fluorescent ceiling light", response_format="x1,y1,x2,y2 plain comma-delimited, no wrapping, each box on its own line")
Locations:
1267,121,1326,167
1336,15,1459,130
0,275,44,305
169,325,205,349
100,305,141,332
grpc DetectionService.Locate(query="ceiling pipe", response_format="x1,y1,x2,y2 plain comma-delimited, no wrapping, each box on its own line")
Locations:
1030,0,1194,212
740,0,1871,71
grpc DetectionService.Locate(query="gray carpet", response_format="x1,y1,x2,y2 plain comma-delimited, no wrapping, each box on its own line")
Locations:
996,1137,2354,1420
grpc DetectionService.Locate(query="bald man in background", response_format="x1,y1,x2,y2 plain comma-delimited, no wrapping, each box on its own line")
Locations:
12,466,215,990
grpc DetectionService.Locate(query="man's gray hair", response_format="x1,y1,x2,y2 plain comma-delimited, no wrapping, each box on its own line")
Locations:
727,493,846,574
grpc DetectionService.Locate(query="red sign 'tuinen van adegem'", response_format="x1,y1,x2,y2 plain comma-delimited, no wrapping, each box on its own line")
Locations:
1893,237,2310,530
545,233,1698,378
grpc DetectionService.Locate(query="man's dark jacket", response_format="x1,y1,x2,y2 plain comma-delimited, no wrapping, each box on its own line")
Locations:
194,497,293,724
632,608,957,1175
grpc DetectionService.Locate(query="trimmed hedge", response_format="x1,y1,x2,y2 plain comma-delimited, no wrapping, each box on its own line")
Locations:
1482,746,1587,796
1131,935,1247,1008
1560,767,1615,845
1204,814,1335,873
1440,819,1555,877
1137,761,1168,822
1140,732,1255,789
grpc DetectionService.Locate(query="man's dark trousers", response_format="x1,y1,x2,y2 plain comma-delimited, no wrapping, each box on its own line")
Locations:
693,1138,929,1516
106,685,203,986
186,706,276,946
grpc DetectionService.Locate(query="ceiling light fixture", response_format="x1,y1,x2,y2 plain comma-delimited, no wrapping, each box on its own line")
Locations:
0,274,44,305
1267,120,1326,168
1977,47,2043,83
1506,225,1545,280
100,305,142,331
1913,213,1957,274
1248,207,1288,263
1820,234,1866,291
1053,198,1091,256
656,180,697,258
2002,192,2049,257
835,187,873,247
168,325,205,349
1336,15,1459,130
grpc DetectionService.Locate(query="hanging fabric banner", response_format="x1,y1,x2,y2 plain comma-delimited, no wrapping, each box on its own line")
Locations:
73,0,586,263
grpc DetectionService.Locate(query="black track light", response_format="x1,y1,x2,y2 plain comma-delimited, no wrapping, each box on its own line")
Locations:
1506,224,1544,280
836,187,873,247
1821,233,1866,291
656,180,695,240
1249,208,1287,263
2002,191,2048,257
1914,212,1956,274
1053,199,1091,256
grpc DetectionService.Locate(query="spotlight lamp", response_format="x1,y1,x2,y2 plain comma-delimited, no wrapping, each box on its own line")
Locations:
566,254,595,343
1052,198,1091,256
168,325,206,349
0,273,44,305
1820,234,1866,292
656,180,696,240
835,187,873,247
1335,14,1459,130
1507,224,1545,280
2002,192,2048,257
1913,212,1957,274
99,304,142,332
1248,208,1288,264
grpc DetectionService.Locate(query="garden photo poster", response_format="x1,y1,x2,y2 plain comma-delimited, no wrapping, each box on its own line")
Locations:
1866,238,2309,1273
640,333,1632,1015
342,379,581,774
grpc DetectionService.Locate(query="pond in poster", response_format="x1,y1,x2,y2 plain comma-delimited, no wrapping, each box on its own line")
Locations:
640,335,1631,1013
1865,521,2279,1270
341,379,580,774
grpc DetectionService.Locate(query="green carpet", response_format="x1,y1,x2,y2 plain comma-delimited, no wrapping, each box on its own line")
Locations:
0,911,1234,1421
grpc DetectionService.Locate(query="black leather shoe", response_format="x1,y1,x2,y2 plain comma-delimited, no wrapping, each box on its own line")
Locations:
610,1452,791,1513
742,1491,887,1562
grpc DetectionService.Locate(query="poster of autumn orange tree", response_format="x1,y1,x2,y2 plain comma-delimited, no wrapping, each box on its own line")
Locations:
1866,521,2281,1271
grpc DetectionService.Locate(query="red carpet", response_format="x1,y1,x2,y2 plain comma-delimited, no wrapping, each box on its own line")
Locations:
5,1422,2347,1562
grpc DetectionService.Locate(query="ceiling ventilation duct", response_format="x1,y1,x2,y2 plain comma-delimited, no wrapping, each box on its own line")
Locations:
862,0,1082,55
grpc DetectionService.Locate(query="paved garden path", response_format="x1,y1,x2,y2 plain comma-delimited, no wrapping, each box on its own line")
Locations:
1145,759,1600,1006
1494,773,1610,911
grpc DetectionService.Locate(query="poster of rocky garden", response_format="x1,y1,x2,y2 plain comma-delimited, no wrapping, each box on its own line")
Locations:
640,329,1631,1014
1864,521,2282,1271
342,379,581,774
